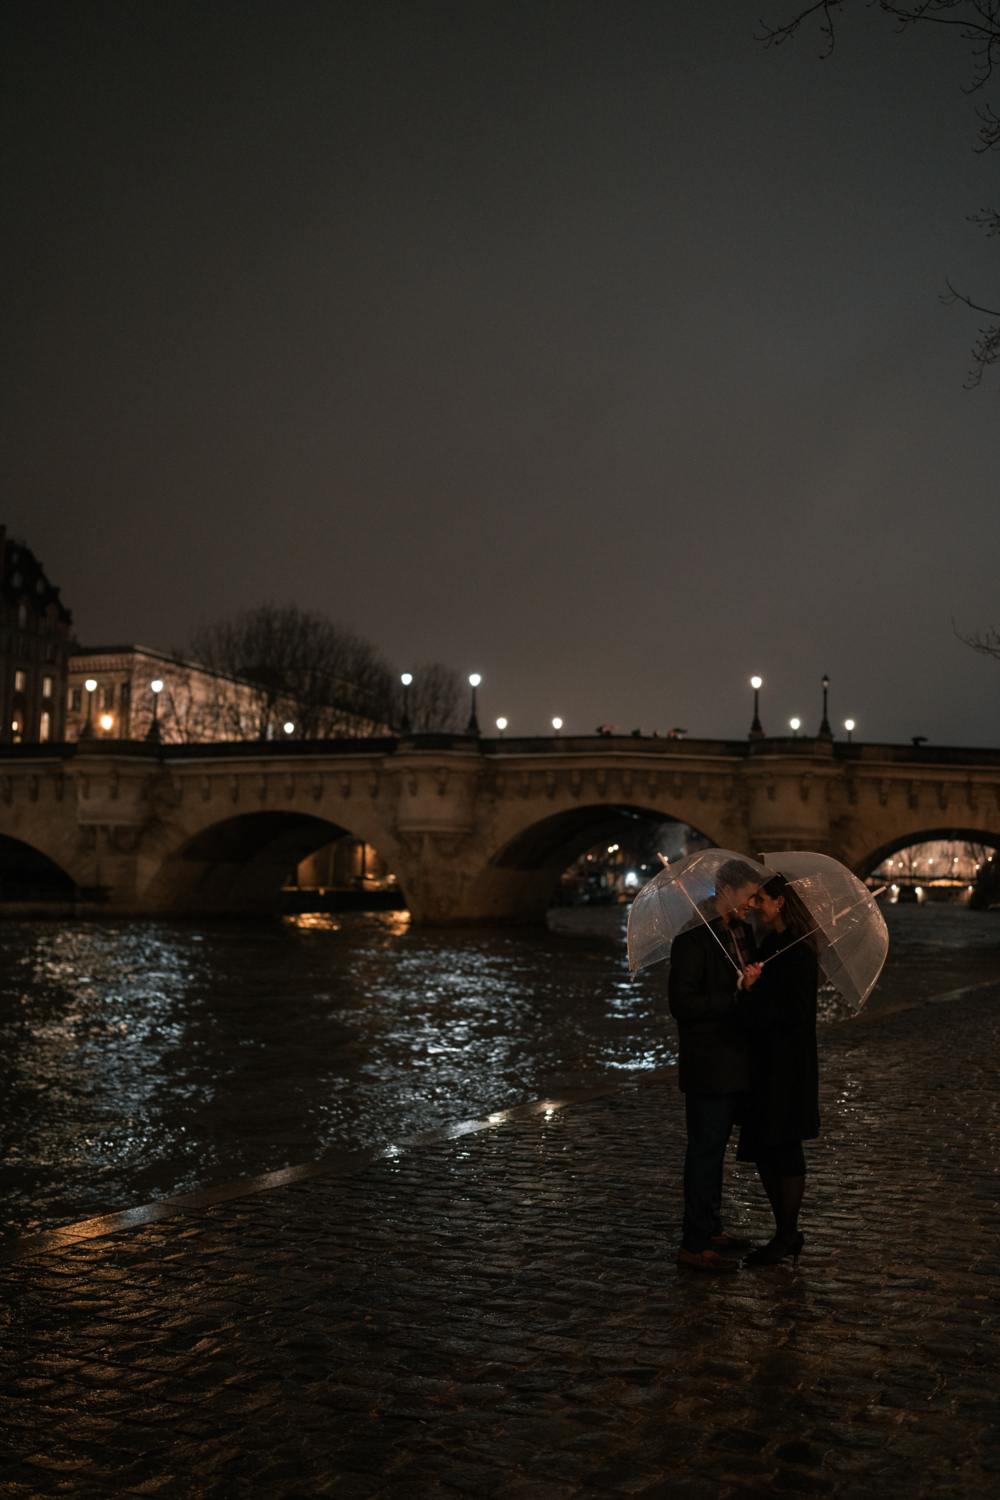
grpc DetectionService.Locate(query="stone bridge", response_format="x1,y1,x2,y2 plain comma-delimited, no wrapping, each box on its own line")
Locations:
2,732,1000,923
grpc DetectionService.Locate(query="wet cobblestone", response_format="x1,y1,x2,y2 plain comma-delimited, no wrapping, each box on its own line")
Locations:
2,988,1000,1497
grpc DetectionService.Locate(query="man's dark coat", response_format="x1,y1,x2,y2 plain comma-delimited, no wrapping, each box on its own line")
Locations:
667,919,755,1094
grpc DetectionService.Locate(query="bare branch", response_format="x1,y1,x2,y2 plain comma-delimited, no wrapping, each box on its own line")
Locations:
759,3,1000,86
954,616,1000,657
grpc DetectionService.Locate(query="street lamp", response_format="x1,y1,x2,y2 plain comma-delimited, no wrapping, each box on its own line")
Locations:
467,673,481,735
819,673,832,737
790,717,800,736
496,717,507,737
283,721,295,735
845,718,855,744
749,676,764,737
400,673,413,732
100,714,114,733
81,678,97,739
146,679,164,743
552,717,562,735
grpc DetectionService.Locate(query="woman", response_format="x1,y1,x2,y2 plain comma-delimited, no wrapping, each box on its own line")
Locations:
736,872,820,1268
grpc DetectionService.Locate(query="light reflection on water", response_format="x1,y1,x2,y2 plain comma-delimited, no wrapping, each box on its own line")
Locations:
1,902,996,1233
0,906,673,1231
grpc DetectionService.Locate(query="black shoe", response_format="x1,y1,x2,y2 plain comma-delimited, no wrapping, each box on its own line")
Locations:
744,1232,804,1269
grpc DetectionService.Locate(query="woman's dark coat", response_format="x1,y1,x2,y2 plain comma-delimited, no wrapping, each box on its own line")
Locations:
737,929,820,1144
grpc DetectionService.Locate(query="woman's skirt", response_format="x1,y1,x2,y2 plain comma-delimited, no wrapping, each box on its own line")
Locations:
736,1125,806,1176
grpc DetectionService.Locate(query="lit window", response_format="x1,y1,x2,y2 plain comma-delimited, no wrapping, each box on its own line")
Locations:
42,675,53,698
14,670,26,692
39,711,51,742
69,688,82,711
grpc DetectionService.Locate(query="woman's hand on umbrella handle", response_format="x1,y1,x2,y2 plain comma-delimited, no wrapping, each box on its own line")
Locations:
741,963,762,990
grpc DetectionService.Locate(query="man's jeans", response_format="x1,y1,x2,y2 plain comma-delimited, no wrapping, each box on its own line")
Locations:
681,1092,741,1252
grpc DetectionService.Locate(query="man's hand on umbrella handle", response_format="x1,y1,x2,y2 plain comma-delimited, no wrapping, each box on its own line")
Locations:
739,963,762,990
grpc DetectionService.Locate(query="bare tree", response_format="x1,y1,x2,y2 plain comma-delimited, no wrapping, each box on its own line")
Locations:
759,1,1000,385
188,606,395,741
403,663,465,732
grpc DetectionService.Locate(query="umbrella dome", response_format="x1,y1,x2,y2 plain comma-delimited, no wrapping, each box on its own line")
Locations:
627,848,768,975
761,851,888,1009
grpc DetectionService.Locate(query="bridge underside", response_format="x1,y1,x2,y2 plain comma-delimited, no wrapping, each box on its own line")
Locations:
461,804,691,925
143,812,356,914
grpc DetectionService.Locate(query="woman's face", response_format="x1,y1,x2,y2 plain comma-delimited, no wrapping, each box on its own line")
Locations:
752,888,786,926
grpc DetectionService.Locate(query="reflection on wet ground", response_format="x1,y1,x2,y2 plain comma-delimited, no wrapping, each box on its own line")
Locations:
0,902,996,1232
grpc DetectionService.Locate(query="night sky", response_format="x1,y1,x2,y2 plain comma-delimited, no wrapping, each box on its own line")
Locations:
3,1,998,745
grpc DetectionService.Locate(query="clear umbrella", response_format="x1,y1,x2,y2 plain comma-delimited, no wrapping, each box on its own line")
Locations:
627,848,768,975
760,851,888,1009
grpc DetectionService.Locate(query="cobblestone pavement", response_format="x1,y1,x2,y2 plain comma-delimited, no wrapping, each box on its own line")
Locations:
3,987,1000,1499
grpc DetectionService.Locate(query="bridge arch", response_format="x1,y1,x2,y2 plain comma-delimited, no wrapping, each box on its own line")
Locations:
471,802,721,924
857,826,1000,880
0,832,76,902
142,809,403,915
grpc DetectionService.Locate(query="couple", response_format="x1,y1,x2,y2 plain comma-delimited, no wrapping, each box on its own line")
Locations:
667,859,820,1272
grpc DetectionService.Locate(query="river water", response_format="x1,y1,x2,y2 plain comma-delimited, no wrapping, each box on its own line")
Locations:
1,904,998,1234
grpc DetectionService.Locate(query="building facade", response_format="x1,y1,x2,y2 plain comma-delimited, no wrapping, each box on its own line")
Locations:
68,647,395,743
1,528,73,744
66,646,259,743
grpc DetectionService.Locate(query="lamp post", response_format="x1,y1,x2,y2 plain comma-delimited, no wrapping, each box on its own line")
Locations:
80,678,97,739
790,717,800,737
467,673,481,734
749,676,764,738
845,718,855,744
400,673,413,732
552,717,562,736
496,717,507,738
146,679,164,743
819,673,832,737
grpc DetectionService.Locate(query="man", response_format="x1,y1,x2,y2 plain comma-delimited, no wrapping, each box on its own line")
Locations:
667,859,761,1271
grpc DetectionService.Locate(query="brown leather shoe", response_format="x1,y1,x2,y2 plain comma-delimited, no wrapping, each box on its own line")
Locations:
710,1231,753,1252
677,1247,739,1272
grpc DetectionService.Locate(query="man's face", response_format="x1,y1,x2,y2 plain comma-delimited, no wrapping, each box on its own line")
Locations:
717,882,757,921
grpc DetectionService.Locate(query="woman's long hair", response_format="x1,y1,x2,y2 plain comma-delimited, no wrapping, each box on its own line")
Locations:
761,873,818,955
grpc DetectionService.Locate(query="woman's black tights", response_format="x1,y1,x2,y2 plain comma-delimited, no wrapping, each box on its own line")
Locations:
758,1169,805,1247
